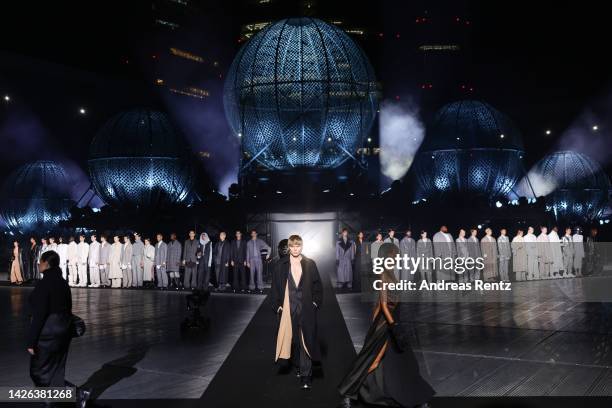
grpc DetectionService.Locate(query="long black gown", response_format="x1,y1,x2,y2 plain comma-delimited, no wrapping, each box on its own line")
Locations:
338,297,434,406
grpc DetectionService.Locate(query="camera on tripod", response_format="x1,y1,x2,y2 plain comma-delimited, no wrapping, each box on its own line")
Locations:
180,289,210,332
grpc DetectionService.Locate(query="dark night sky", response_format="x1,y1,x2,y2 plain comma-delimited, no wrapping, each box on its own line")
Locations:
0,0,610,197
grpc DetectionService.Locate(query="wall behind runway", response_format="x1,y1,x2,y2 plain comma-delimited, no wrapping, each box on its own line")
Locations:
269,212,338,286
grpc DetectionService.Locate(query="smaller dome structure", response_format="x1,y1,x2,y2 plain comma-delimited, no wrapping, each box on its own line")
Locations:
0,161,74,234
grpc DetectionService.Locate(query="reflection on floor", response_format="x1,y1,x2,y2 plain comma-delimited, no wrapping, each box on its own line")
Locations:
4,275,612,400
0,287,264,399
337,277,612,396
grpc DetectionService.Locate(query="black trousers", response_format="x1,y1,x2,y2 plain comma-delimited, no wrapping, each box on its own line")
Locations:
197,265,211,290
291,325,312,378
30,314,72,387
232,264,247,290
184,265,198,289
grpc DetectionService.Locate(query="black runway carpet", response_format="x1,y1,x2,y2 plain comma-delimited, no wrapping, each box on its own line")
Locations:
200,262,357,407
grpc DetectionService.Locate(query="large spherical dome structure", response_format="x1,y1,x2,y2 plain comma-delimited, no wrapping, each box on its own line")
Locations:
529,151,610,220
88,109,193,209
0,161,74,234
224,18,379,170
412,100,525,199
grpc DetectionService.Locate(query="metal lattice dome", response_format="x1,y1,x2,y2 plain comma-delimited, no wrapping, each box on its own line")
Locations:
88,109,193,209
412,100,525,199
224,18,379,170
529,151,611,220
0,161,74,234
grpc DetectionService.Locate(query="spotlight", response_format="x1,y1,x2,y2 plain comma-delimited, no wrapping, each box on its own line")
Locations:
592,125,599,131
545,129,551,135
495,201,503,208
79,107,86,114
322,189,330,193
477,224,482,229
275,190,282,194
3,95,10,102
349,192,354,196
237,132,242,137
500,133,505,139
327,137,332,142
367,137,372,143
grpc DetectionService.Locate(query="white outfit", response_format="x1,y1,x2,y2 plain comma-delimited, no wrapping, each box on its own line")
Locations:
536,233,552,279
76,241,90,286
548,230,563,277
572,234,584,276
56,243,68,280
109,242,123,287
88,241,101,287
67,241,79,286
143,244,155,282
524,233,538,280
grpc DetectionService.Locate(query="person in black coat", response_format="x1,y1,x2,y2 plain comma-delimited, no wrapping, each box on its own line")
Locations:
338,243,434,408
230,230,248,292
27,250,73,387
271,234,323,389
196,233,213,291
213,232,232,290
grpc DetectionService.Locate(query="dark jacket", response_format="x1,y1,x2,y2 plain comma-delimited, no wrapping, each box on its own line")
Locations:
213,240,231,266
230,239,247,264
197,241,212,272
27,266,72,348
271,255,323,361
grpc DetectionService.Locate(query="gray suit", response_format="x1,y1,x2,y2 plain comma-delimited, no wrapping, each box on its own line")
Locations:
467,236,482,280
399,237,416,280
166,240,182,279
416,238,434,282
131,240,145,287
455,237,469,282
561,235,574,276
497,235,511,281
246,238,271,290
433,231,456,282
99,241,110,286
155,241,168,287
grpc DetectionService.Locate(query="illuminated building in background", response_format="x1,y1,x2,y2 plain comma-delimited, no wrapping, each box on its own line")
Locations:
146,0,223,102
235,0,378,43
411,0,473,114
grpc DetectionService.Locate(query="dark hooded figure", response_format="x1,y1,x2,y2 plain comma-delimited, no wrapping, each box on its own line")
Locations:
272,234,323,390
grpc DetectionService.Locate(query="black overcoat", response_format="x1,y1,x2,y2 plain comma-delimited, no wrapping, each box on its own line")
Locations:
271,255,323,361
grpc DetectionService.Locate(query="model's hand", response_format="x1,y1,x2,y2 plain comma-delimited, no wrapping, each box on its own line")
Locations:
246,262,250,268
225,263,228,267
27,348,35,355
231,261,234,266
244,261,247,266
